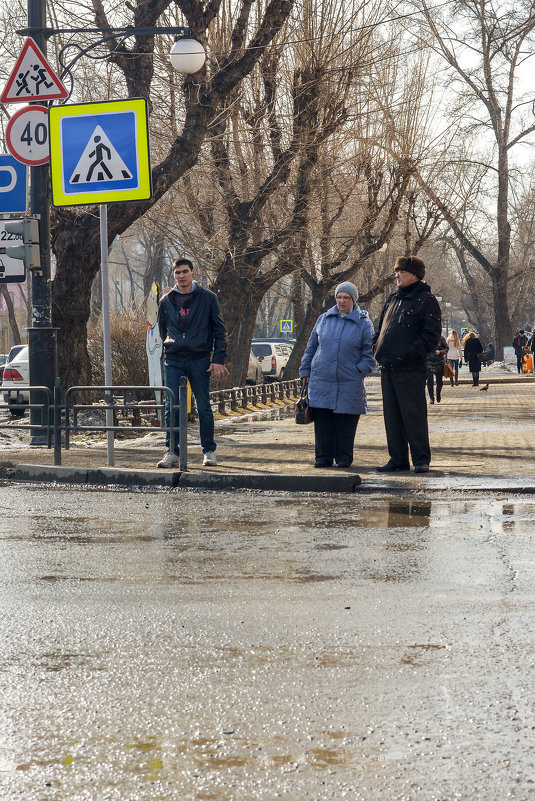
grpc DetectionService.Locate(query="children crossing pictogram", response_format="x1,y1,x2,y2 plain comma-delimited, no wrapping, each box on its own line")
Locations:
69,126,133,185
1,38,68,103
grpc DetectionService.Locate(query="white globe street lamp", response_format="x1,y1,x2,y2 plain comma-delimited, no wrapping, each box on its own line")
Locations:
170,37,206,74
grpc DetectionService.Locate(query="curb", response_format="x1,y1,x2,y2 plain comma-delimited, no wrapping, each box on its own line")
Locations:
14,464,361,493
15,464,180,488
178,472,361,492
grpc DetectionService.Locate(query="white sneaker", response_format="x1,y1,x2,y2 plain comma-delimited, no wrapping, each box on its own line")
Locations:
157,451,180,468
203,451,217,466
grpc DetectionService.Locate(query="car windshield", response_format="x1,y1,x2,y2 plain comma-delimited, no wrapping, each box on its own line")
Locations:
252,344,271,357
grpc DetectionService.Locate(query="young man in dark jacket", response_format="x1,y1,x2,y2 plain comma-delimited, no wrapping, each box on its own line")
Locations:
372,255,441,473
156,258,229,468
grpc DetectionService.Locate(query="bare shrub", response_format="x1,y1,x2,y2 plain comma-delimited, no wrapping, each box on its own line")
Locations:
88,314,149,387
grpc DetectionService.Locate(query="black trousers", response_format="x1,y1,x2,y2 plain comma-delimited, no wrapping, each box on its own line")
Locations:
312,407,359,466
380,369,431,467
426,368,443,401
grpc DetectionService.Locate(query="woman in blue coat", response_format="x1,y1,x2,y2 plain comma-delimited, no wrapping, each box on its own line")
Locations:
299,282,376,468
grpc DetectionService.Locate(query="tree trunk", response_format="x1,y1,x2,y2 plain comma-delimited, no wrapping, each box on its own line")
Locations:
494,144,512,351
142,234,166,300
214,267,263,387
0,285,21,345
52,214,101,388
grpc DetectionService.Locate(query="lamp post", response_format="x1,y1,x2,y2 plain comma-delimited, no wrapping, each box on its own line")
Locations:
445,302,451,334
19,4,205,445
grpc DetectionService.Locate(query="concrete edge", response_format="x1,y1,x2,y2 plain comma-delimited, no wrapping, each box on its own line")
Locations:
14,464,361,492
15,464,181,488
11,464,535,495
178,472,361,492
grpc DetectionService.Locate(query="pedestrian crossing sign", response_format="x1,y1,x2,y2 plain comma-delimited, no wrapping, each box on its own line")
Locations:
48,98,152,207
280,319,293,333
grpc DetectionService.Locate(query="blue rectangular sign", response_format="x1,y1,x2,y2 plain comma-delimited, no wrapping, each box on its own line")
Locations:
49,99,152,207
0,154,27,214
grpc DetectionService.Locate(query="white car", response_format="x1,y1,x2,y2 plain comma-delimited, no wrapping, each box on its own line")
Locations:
251,340,292,380
246,350,264,384
2,345,29,416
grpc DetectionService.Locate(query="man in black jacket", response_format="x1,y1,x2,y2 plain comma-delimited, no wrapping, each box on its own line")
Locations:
372,255,441,473
513,330,528,374
156,258,229,468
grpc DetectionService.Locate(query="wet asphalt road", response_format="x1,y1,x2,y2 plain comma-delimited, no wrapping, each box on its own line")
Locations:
1,484,535,800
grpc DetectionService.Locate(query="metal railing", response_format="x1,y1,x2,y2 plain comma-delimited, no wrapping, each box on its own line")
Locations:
1,386,54,446
63,381,188,469
0,377,300,469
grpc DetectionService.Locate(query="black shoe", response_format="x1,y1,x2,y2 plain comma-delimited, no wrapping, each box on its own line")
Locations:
376,461,410,472
436,395,441,403
414,464,430,473
336,462,352,469
314,460,333,468
429,398,434,404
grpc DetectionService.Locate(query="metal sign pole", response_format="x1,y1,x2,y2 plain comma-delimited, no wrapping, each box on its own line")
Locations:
27,0,56,445
100,204,114,466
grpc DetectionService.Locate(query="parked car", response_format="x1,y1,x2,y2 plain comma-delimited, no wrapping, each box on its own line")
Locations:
0,354,8,382
247,350,264,384
251,340,292,380
6,344,26,363
2,345,29,417
0,345,25,382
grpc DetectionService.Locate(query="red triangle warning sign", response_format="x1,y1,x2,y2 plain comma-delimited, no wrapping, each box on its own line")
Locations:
1,38,68,104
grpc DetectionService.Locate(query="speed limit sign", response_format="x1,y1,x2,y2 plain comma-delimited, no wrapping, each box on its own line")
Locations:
6,105,49,166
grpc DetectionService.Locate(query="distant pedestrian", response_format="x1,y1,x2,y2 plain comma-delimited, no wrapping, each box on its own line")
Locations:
156,258,229,468
464,331,483,386
513,330,528,374
372,255,441,474
299,282,376,468
482,342,495,366
446,330,463,386
426,336,448,404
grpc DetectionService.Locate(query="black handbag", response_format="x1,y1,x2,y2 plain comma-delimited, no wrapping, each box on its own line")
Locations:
295,384,314,424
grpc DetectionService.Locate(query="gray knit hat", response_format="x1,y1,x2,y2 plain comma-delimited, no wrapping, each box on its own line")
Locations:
335,281,358,304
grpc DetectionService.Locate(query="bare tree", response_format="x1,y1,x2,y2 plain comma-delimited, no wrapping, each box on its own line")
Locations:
43,0,295,388
406,0,535,350
162,0,390,386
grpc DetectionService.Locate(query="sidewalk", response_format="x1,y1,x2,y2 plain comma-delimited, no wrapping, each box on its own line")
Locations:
3,362,535,492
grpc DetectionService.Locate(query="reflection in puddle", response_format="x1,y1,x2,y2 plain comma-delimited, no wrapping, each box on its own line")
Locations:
387,501,432,528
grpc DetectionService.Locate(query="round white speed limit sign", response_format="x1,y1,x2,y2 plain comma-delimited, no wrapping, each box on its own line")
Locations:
6,105,49,166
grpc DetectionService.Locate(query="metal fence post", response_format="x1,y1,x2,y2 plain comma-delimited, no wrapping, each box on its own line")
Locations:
53,377,62,466
178,376,188,471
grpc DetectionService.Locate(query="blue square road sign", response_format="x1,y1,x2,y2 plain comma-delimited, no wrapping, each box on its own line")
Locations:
0,154,27,214
49,98,152,207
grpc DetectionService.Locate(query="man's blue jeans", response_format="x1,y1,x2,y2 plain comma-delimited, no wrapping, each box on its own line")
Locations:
164,357,216,454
